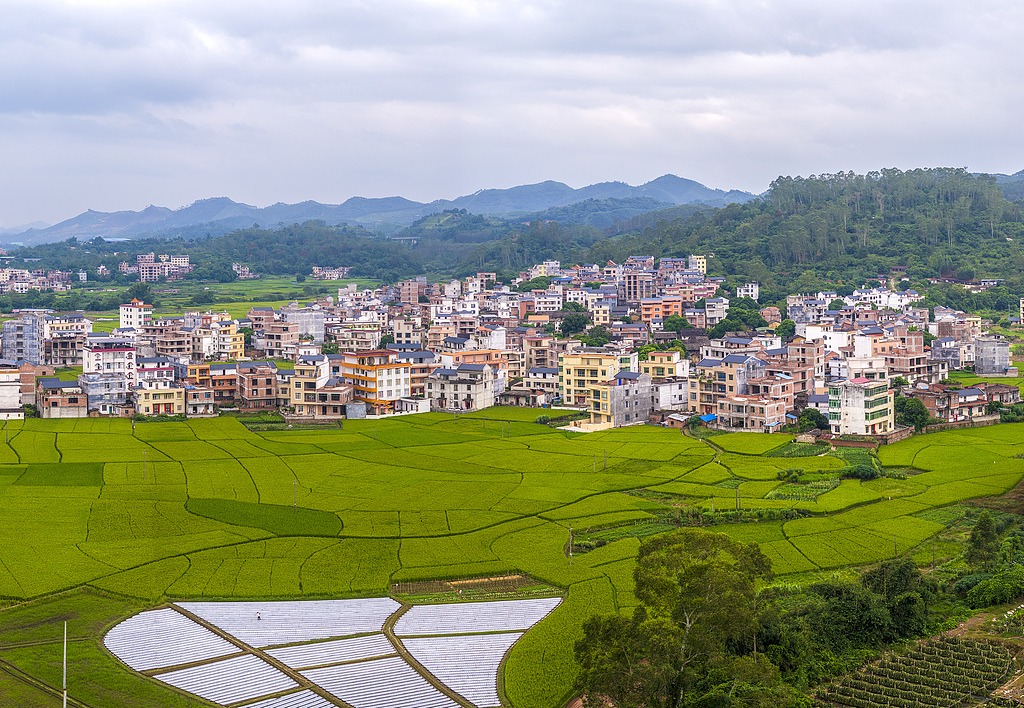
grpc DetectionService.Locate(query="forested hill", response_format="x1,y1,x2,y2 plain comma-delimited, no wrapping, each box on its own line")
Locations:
10,168,1024,312
613,168,1024,293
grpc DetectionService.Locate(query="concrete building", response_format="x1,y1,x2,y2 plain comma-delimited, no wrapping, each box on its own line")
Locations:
237,362,280,411
35,377,87,418
134,379,185,416
78,372,131,415
736,282,759,301
975,336,1016,376
651,378,689,412
0,367,23,419
119,299,153,330
426,363,496,412
588,371,652,428
558,350,623,407
84,335,137,386
341,350,412,415
282,306,327,343
704,298,730,326
828,376,894,436
0,311,47,364
716,394,788,431
185,385,217,417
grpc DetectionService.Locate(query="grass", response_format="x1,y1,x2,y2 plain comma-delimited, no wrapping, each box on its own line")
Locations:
0,414,1021,706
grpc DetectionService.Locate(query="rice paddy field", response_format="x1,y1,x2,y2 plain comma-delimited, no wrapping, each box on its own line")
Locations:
0,412,1022,707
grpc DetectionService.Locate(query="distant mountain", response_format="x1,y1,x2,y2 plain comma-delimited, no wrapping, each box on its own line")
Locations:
2,175,755,246
0,220,49,236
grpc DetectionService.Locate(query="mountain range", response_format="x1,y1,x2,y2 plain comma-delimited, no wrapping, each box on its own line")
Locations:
1,175,756,246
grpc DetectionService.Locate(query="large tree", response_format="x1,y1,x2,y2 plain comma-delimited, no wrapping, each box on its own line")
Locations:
575,529,778,708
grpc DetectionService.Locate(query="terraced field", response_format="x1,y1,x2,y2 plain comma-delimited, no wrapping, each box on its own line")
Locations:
0,413,1022,707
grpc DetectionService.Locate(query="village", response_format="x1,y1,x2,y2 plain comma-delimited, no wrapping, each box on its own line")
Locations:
0,253,1019,441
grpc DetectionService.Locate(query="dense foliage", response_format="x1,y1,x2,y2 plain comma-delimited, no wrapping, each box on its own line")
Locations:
576,531,942,708
10,168,1024,307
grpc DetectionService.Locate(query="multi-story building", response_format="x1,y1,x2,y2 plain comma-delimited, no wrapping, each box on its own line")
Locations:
0,366,23,419
78,371,131,415
42,332,86,368
134,379,185,416
716,394,788,431
651,378,689,412
136,356,178,383
558,350,623,407
258,321,300,359
426,364,496,412
237,362,279,410
621,271,657,303
83,335,137,386
904,384,988,422
184,385,217,417
736,282,759,301
393,349,437,398
640,350,690,379
119,299,154,329
35,377,88,418
0,311,47,364
704,298,730,326
289,356,355,419
282,306,326,343
975,336,1015,376
688,354,765,415
341,350,412,415
588,371,653,428
828,376,894,436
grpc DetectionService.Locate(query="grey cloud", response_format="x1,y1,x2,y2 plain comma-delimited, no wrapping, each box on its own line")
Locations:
0,0,1022,225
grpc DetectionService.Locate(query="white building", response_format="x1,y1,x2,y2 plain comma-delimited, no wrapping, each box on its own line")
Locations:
828,375,894,436
84,335,137,386
0,368,23,419
705,298,730,326
426,363,495,412
736,282,760,301
119,299,153,330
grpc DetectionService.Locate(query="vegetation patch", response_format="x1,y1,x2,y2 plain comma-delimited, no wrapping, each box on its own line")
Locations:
12,462,104,486
185,497,343,537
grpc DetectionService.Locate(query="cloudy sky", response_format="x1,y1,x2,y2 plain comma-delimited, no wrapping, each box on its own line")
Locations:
1,0,1022,227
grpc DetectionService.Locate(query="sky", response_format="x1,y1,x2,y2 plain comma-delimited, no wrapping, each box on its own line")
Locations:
1,0,1023,228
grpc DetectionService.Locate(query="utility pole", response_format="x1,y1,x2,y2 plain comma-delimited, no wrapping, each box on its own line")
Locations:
568,526,573,566
293,478,297,512
62,620,67,708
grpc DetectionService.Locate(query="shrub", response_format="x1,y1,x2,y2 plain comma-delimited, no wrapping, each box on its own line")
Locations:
843,463,880,481
967,566,1024,608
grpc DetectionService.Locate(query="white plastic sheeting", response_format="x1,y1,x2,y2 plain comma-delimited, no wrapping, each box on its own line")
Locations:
104,608,238,671
266,633,396,669
177,598,401,647
303,656,459,708
239,690,338,708
157,654,297,706
403,633,522,708
394,597,561,636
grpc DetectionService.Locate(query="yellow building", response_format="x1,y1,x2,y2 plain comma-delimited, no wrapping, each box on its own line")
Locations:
591,304,611,327
558,350,621,407
640,350,689,379
212,320,245,360
134,380,185,416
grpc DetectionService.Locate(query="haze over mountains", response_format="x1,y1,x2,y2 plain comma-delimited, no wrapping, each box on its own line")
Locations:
1,175,755,245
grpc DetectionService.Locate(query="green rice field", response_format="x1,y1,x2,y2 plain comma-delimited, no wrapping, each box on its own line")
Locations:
0,412,1022,707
